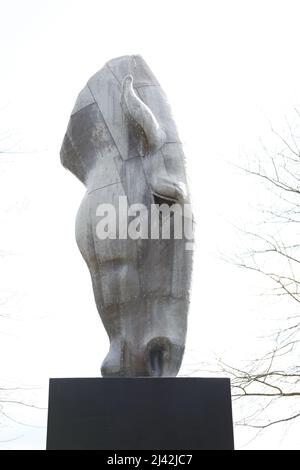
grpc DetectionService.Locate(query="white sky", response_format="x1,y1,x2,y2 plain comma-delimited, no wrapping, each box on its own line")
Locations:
1,0,300,450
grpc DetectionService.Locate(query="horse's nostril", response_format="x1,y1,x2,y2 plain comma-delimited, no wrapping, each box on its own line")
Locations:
146,337,171,377
153,192,178,208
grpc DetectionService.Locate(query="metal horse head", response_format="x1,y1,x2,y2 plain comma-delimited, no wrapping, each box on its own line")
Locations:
60,55,193,377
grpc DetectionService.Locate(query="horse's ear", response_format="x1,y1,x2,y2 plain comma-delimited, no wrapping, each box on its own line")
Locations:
121,75,166,155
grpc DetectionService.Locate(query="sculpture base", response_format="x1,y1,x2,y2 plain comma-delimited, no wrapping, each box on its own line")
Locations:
46,377,234,450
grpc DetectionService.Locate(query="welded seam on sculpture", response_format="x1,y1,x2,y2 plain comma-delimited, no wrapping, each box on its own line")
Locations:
97,292,191,310
87,83,124,161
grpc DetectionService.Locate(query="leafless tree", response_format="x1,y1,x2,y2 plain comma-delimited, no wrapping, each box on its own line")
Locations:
224,110,300,433
0,137,44,443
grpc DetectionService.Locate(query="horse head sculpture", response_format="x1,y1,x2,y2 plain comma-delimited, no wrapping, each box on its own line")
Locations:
60,55,193,377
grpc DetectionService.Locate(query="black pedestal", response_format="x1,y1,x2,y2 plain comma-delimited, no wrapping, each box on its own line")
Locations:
46,377,234,450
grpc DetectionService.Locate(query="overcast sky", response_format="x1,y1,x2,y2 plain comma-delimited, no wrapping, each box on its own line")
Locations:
1,0,300,450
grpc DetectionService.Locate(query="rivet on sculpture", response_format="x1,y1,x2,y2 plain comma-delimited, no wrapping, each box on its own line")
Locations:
60,55,193,377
